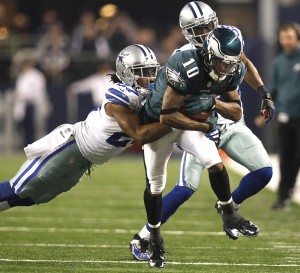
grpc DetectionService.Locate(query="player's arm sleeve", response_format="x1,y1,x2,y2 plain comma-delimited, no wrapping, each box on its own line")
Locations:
105,86,131,109
226,61,247,92
109,104,171,144
242,52,264,90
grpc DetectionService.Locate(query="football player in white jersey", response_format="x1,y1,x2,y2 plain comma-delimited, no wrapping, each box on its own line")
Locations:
0,44,171,212
130,1,275,261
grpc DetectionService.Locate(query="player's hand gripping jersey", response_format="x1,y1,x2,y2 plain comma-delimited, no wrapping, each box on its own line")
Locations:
145,48,246,121
74,82,149,164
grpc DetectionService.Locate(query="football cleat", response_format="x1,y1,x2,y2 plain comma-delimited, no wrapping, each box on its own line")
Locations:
149,238,166,268
129,234,150,261
215,201,260,240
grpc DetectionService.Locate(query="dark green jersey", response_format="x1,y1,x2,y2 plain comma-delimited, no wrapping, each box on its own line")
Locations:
145,49,246,120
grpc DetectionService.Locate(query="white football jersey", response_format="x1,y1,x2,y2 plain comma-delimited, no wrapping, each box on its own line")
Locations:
74,83,147,164
174,25,245,125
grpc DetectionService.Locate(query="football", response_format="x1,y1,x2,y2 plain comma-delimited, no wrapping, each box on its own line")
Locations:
179,107,211,122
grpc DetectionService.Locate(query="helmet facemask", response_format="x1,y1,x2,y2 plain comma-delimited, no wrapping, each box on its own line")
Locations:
179,1,219,48
182,17,218,48
130,64,160,91
205,54,240,81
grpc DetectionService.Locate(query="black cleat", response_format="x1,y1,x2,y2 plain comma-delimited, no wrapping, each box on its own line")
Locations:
149,238,165,268
129,234,150,261
215,201,260,240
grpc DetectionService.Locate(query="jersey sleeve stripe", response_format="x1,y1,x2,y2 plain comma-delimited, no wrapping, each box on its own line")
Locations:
105,91,130,108
107,87,130,103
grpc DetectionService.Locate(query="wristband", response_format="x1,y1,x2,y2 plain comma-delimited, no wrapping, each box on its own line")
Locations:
257,85,268,97
160,108,178,115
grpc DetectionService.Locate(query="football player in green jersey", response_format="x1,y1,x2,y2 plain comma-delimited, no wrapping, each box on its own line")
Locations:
142,27,257,268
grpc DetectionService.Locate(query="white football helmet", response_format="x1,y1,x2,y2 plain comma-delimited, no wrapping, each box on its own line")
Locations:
202,27,242,82
179,1,218,48
116,44,160,90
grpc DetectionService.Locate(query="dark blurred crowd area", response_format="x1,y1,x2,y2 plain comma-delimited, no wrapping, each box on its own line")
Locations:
0,0,299,152
0,1,194,130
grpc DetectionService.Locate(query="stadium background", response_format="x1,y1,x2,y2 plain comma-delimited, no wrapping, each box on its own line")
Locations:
0,1,300,272
0,0,299,154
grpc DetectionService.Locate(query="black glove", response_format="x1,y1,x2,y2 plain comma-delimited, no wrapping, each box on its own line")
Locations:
183,95,216,115
260,93,275,124
257,85,275,124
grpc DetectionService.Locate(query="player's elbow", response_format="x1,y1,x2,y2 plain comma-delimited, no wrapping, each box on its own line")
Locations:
232,110,242,121
160,114,172,126
133,131,150,145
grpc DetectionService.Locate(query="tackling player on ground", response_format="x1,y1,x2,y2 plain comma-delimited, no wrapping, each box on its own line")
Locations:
0,44,171,214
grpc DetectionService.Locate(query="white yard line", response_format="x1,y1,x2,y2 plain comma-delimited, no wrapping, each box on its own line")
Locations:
0,226,299,237
0,258,299,267
0,242,299,251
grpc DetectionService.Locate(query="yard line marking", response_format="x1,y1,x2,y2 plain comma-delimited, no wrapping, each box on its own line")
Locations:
0,243,126,248
1,216,206,226
0,243,300,251
0,243,299,252
0,258,299,267
0,226,299,237
0,227,225,236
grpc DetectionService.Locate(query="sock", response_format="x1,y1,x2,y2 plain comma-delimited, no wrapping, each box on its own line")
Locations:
143,189,162,240
209,166,235,215
209,166,232,202
0,181,15,211
0,181,15,201
218,198,235,215
139,225,151,239
232,167,272,205
161,185,194,224
232,200,240,210
140,185,194,239
0,181,34,210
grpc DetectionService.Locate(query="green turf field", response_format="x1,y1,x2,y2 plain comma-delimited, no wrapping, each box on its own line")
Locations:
0,154,299,273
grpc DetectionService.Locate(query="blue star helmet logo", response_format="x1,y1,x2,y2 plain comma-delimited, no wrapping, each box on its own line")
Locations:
118,52,129,64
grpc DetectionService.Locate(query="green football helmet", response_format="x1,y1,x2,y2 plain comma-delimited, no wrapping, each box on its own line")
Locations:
202,27,242,82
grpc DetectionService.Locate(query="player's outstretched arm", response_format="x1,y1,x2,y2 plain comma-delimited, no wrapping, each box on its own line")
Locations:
241,52,275,124
242,52,263,90
107,103,172,145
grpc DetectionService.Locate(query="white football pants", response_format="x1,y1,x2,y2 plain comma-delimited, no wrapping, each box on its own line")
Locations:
143,129,221,195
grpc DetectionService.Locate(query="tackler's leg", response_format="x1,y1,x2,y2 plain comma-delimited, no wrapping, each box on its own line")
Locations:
0,180,34,211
